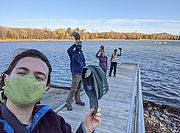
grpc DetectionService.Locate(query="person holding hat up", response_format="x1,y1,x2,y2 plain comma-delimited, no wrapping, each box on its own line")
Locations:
109,48,122,77
66,32,86,111
95,45,108,73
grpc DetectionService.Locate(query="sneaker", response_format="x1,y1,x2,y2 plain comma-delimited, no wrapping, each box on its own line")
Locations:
75,101,85,106
66,105,72,111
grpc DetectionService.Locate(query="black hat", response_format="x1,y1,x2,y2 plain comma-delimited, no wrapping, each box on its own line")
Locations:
70,32,80,40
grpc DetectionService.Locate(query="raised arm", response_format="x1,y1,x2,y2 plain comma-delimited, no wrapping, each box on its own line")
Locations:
95,50,101,58
117,48,122,56
67,44,76,57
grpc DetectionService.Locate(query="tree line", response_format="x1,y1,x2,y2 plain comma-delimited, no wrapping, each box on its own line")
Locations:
0,26,179,40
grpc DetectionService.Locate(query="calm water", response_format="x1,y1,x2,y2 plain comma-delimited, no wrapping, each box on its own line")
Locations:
0,40,180,108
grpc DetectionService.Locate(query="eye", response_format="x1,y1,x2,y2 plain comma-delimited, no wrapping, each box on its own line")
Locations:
35,76,44,82
16,72,26,76
34,73,46,82
36,77,43,81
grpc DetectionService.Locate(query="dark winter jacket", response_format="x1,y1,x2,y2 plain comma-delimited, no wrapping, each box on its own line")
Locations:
67,44,86,75
0,105,86,133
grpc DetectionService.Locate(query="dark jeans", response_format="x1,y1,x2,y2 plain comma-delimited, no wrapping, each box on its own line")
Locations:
109,62,117,77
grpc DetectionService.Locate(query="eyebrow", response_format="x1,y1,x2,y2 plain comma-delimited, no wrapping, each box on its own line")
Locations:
16,67,47,78
16,67,29,72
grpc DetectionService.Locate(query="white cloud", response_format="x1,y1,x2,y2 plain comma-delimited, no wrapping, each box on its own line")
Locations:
5,18,180,34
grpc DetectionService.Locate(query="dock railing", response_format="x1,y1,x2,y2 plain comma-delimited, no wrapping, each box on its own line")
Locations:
127,65,145,133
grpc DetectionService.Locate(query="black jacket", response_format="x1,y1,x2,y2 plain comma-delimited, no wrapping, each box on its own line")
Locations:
0,105,85,133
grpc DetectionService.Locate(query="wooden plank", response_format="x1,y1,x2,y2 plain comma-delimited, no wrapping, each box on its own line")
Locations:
57,63,138,133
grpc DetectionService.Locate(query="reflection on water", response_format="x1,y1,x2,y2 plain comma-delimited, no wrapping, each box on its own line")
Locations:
0,40,180,108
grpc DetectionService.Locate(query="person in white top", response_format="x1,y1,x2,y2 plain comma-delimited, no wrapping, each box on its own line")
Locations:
109,48,122,77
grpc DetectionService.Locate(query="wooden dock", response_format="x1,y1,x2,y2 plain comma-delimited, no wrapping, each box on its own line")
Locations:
58,63,140,133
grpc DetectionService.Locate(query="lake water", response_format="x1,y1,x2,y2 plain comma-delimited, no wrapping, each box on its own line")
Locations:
0,40,180,108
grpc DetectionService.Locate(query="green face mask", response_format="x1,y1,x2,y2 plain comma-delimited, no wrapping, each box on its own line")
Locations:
3,74,46,107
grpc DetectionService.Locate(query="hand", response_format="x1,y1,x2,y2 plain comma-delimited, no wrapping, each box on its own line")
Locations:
84,108,101,133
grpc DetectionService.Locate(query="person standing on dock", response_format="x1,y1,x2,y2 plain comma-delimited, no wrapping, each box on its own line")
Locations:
95,45,108,73
109,48,122,77
66,32,86,111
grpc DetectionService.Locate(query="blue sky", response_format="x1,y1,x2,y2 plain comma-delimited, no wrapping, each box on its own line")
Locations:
0,0,180,34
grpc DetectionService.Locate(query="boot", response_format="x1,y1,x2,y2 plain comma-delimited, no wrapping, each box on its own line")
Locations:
66,104,72,111
75,101,85,106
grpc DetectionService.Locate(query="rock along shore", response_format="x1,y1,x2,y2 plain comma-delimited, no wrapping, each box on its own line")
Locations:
144,101,180,133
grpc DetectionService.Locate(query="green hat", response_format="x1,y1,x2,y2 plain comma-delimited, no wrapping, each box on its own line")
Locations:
82,65,109,114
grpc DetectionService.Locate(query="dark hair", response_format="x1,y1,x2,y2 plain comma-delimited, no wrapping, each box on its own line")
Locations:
114,49,117,52
0,49,52,89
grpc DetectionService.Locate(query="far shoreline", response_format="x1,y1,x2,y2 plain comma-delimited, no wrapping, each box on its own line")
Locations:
0,39,180,43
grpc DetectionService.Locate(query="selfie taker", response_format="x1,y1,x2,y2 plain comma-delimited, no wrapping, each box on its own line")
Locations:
0,49,101,133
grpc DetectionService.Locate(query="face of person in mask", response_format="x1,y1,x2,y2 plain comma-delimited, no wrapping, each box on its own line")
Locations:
4,57,49,107
5,57,49,85
76,42,82,52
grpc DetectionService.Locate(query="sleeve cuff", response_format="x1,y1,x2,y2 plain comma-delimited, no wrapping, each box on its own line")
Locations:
81,122,87,133
81,122,95,133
